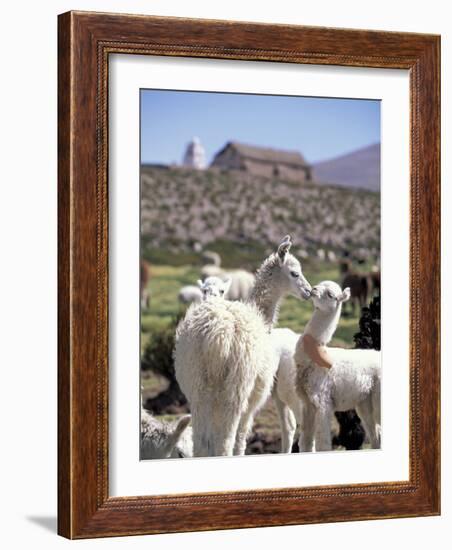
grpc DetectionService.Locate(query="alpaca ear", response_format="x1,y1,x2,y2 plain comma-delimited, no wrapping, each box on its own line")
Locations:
277,235,292,263
223,277,232,295
340,287,351,302
197,279,203,289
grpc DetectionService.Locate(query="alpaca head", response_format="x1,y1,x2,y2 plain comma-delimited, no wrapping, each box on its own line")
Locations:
275,235,312,300
310,280,350,313
197,276,231,299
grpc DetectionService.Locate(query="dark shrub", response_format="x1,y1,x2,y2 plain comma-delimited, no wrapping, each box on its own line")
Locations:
141,315,188,414
353,296,381,350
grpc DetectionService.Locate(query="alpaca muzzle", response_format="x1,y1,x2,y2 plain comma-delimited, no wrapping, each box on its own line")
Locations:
300,282,312,300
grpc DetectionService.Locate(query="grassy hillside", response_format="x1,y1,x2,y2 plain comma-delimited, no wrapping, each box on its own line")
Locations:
141,166,380,266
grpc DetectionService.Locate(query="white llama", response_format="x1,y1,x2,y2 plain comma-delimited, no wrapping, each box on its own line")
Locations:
178,277,231,305
200,266,255,302
294,281,381,452
174,236,312,457
178,285,203,305
198,276,231,299
141,410,193,459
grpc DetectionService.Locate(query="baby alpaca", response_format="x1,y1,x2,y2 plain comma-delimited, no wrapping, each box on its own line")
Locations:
295,281,381,452
198,276,231,299
200,267,255,302
141,410,193,459
272,328,367,453
179,276,231,305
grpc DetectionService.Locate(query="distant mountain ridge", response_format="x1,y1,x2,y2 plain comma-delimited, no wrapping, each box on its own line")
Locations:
313,143,381,191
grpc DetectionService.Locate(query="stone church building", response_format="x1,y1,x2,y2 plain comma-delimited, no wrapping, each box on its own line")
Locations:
210,141,312,182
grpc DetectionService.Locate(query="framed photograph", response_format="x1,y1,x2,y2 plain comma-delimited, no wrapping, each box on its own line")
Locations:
58,11,440,539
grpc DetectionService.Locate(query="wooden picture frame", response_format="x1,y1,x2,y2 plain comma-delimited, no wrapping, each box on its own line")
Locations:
58,11,440,539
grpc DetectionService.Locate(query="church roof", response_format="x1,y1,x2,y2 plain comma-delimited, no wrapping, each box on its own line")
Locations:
219,141,309,167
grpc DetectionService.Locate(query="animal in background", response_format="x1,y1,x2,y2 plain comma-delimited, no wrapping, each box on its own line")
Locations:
339,259,371,314
140,260,151,310
200,266,255,302
178,285,203,305
369,265,381,295
178,276,231,305
201,250,222,267
198,276,231,300
198,247,254,302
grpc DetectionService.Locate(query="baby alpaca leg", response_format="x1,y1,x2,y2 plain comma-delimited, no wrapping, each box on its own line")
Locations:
372,378,381,442
273,391,296,453
299,399,316,452
314,402,334,452
356,396,380,449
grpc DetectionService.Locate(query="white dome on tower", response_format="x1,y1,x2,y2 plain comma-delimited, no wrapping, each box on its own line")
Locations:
182,137,206,169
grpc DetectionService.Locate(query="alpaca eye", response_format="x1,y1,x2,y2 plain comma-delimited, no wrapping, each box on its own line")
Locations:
220,290,224,295
290,271,299,278
327,291,334,299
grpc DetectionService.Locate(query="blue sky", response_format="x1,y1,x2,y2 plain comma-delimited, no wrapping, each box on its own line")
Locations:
140,89,380,165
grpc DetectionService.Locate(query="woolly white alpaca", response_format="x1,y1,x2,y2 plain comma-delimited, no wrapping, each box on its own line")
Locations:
174,236,312,457
198,276,231,299
178,285,203,305
226,270,255,301
200,266,255,301
179,277,231,305
294,281,381,452
141,410,193,459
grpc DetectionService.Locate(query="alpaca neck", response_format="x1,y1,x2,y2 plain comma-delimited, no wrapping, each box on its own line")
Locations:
248,257,284,329
250,282,283,328
304,305,342,345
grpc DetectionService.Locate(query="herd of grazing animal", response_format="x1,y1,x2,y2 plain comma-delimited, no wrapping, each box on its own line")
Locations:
141,237,381,459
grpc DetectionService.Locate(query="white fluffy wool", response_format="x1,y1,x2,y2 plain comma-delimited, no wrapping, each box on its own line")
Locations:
175,236,311,457
296,346,380,412
175,299,278,456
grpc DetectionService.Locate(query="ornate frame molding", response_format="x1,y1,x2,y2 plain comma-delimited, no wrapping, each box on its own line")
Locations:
58,11,440,538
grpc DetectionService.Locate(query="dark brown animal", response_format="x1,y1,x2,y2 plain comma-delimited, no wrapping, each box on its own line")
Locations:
339,260,371,315
369,268,381,295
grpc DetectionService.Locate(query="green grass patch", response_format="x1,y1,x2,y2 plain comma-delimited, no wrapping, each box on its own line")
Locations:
141,263,360,350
